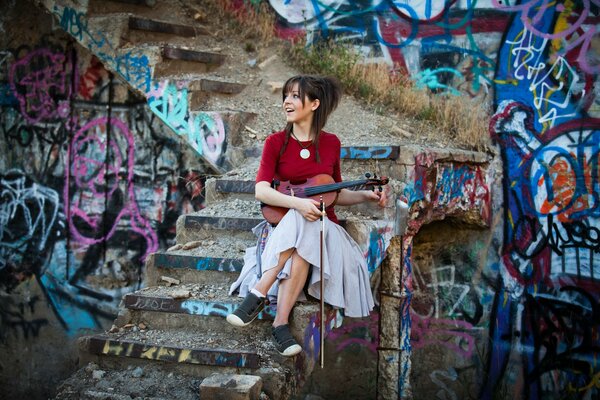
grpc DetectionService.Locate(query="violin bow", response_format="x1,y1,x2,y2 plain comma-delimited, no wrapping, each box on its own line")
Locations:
319,196,325,368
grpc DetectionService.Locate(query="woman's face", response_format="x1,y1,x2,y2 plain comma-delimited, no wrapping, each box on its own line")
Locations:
282,83,318,125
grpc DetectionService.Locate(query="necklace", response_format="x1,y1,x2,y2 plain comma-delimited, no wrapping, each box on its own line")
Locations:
291,132,312,159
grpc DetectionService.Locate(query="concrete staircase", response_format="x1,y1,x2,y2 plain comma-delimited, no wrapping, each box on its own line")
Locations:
44,1,495,398
40,0,254,172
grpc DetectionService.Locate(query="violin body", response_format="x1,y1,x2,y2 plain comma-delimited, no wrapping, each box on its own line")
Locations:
261,173,389,225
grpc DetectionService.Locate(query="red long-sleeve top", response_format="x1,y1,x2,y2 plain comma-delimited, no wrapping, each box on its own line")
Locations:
256,130,342,224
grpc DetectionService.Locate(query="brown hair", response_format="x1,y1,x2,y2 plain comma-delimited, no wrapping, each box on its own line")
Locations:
279,75,342,162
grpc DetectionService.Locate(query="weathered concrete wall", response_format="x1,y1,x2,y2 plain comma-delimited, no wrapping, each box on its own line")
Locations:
0,1,207,398
264,1,600,399
2,1,599,399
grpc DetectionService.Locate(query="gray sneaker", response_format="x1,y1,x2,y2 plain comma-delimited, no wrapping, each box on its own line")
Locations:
226,293,265,327
272,324,302,356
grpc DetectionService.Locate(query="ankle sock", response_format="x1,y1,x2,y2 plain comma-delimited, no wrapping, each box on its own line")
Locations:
250,288,265,298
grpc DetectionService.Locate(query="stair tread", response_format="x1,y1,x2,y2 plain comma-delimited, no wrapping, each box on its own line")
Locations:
128,16,210,36
130,283,319,310
164,234,254,259
185,197,377,223
189,198,263,219
131,282,243,304
84,325,288,368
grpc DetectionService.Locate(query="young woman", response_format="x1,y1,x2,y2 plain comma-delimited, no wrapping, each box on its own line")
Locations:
227,74,386,356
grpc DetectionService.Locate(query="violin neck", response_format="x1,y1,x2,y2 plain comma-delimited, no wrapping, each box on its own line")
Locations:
304,179,370,197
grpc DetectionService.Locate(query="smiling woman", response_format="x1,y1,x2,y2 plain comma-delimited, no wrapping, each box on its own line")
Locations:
226,74,386,357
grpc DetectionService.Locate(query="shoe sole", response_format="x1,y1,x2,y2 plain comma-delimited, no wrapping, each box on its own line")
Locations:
279,344,302,357
226,313,258,327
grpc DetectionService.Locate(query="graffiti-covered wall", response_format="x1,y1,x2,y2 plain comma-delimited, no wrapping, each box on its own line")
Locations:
263,0,600,398
0,1,207,397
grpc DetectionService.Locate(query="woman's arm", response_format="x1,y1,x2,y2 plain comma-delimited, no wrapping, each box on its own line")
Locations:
255,181,323,222
336,188,387,207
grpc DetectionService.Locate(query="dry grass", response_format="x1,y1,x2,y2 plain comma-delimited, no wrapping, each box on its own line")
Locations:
200,1,492,151
287,41,492,150
196,0,276,45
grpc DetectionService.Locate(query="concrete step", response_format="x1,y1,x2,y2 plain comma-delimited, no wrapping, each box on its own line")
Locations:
175,198,264,244
162,46,226,65
124,16,212,50
128,16,209,37
145,242,251,286
114,283,336,348
172,197,397,248
121,283,277,330
55,362,202,400
187,79,248,108
78,314,328,399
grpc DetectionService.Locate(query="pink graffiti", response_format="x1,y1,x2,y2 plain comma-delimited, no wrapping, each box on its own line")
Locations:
9,48,76,124
327,313,380,354
65,117,158,261
410,313,475,358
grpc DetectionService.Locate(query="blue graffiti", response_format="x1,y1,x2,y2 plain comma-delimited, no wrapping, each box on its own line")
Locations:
415,68,463,95
435,165,475,204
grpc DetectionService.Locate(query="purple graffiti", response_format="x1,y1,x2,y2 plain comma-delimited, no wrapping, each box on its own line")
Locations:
9,48,76,124
327,313,379,354
411,313,475,358
65,116,158,261
492,0,599,74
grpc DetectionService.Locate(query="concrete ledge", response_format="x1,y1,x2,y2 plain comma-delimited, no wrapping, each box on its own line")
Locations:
128,16,208,36
341,146,399,160
82,335,261,369
153,252,244,272
162,46,226,65
184,215,261,231
123,292,276,321
200,373,263,400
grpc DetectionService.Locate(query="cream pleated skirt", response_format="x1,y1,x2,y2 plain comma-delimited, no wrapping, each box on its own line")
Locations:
229,209,374,318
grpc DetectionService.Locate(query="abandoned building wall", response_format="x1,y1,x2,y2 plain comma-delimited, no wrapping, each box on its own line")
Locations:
0,1,208,397
0,1,598,399
267,1,600,399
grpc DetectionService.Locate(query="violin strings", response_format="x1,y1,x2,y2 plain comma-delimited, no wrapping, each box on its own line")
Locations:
303,179,369,197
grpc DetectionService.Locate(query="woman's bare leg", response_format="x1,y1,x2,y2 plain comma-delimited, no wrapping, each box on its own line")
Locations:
253,248,294,296
273,251,310,327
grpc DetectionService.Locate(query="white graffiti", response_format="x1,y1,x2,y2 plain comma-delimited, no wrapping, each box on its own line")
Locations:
507,28,583,127
414,263,471,319
0,170,59,268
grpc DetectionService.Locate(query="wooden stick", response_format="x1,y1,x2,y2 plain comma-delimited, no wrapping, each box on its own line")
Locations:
320,196,325,368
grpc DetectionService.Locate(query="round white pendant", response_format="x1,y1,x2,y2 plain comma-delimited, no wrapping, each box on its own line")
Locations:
300,149,311,159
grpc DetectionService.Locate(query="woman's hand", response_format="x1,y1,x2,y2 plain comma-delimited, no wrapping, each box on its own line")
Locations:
293,197,323,222
363,189,387,207
336,187,388,207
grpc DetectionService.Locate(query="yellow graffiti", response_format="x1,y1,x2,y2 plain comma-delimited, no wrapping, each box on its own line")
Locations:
156,346,177,360
551,0,574,54
140,346,158,359
178,349,192,363
102,340,125,356
569,371,600,393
